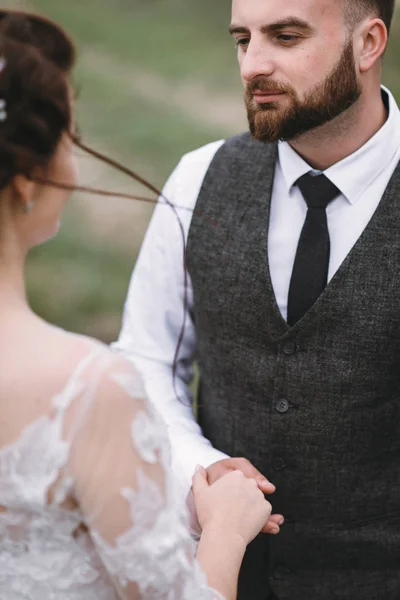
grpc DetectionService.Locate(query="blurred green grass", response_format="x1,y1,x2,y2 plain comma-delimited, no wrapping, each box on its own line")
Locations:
74,62,229,182
26,0,237,85
6,0,400,341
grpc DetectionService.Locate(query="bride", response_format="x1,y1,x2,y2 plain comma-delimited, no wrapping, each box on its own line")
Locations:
0,10,282,600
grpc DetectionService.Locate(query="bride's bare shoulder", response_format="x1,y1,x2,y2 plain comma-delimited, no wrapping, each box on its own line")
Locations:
34,321,106,360
17,318,133,392
43,326,146,409
0,316,145,452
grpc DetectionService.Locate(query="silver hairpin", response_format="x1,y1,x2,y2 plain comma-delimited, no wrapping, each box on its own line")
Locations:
0,57,7,122
0,99,6,122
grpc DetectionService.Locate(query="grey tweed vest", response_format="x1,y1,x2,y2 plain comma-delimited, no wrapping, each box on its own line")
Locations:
186,133,400,600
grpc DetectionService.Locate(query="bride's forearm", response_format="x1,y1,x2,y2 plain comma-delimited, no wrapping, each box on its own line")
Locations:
196,525,246,600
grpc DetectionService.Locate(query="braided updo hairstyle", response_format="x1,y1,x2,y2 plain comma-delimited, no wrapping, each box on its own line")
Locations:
0,10,75,191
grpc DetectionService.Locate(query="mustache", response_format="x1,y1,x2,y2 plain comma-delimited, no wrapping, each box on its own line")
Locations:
246,78,292,95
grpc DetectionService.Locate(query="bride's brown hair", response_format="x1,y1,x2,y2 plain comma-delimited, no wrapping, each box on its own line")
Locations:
0,10,189,401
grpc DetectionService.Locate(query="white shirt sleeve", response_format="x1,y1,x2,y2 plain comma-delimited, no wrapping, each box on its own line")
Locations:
112,141,228,497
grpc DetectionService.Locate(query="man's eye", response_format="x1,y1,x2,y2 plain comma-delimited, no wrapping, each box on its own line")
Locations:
277,34,300,43
236,38,250,49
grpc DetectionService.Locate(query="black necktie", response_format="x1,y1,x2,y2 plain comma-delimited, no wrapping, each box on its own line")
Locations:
287,172,341,327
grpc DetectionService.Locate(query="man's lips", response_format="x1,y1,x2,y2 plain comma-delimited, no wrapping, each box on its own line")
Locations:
252,91,285,103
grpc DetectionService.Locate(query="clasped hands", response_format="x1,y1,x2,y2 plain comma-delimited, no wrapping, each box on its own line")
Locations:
189,457,284,536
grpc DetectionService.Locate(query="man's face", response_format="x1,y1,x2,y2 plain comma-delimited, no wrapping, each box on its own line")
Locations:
230,0,362,142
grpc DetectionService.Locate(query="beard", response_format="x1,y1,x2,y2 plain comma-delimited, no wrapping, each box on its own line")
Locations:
246,39,362,143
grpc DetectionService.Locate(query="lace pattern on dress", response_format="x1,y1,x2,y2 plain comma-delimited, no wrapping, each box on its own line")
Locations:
0,348,224,600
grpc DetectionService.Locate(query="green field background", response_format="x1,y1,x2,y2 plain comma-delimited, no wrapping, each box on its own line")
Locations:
5,0,400,343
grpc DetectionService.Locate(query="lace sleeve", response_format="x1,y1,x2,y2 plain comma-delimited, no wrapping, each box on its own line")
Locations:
66,354,224,600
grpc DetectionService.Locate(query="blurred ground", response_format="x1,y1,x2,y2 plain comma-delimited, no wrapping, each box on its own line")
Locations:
4,0,400,341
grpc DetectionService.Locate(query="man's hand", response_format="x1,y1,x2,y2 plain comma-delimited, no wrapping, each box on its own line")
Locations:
206,458,284,534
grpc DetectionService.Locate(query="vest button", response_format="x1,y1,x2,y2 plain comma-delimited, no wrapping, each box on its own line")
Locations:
282,341,298,355
272,457,287,470
276,399,290,413
272,565,292,580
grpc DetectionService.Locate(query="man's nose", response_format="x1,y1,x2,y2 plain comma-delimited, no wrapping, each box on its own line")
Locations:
240,43,275,84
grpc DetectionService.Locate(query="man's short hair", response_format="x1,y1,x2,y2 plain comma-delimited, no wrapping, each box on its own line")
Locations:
344,0,396,34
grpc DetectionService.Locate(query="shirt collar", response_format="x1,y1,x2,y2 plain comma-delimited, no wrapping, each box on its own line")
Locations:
278,86,400,205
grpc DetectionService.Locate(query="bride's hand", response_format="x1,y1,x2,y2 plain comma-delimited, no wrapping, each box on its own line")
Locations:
192,466,274,547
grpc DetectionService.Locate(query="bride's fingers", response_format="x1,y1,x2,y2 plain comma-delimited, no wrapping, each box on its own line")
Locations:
192,465,209,497
261,514,285,535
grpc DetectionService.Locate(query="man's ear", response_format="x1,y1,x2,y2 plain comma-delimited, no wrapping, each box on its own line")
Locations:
11,175,36,211
357,18,387,73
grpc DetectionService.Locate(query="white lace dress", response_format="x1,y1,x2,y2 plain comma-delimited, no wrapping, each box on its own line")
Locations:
0,347,224,599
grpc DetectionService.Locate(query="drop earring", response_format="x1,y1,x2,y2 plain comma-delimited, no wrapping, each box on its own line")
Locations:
24,201,34,215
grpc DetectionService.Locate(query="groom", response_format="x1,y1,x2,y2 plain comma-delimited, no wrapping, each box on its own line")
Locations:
114,0,400,598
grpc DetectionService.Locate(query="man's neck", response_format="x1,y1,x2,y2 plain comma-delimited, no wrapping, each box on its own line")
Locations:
288,88,388,171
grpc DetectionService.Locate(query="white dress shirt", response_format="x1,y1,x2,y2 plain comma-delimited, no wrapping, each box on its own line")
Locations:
112,86,400,495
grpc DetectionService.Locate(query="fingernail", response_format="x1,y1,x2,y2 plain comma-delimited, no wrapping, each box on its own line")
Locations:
194,464,202,474
262,481,276,491
279,518,284,526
